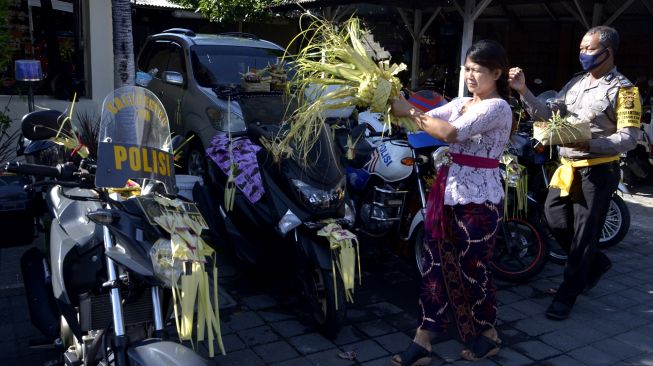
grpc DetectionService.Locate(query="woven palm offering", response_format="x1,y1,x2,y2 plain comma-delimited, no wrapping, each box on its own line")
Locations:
267,63,288,91
272,14,415,162
241,68,271,92
533,111,591,146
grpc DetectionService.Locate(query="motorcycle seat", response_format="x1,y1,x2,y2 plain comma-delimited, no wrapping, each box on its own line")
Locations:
407,131,447,149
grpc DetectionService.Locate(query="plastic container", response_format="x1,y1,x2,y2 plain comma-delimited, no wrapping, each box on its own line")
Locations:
175,175,203,201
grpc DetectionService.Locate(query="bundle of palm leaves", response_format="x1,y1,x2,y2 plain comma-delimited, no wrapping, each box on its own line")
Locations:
272,14,415,163
533,111,591,146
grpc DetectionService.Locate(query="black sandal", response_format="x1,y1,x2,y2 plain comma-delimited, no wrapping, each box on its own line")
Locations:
391,341,432,366
460,334,502,361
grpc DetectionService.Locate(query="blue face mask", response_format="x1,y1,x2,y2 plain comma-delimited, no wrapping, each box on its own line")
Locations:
579,48,609,71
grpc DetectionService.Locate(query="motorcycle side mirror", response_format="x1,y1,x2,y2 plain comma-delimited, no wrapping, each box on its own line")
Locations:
16,134,27,156
21,110,70,140
171,135,184,152
163,71,184,86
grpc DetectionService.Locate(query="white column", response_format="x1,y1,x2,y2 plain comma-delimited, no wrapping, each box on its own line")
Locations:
456,0,493,97
398,8,440,90
84,0,114,104
457,0,474,97
411,10,422,90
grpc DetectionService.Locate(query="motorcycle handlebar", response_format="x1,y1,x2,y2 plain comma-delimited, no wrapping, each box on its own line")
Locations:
4,162,63,178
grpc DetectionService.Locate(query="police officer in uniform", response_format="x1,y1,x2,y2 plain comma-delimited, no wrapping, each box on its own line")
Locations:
508,25,641,320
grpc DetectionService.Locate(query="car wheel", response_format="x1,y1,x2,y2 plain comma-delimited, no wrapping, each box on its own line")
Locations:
186,140,208,179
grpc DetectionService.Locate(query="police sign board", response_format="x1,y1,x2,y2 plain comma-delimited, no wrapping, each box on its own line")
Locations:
95,86,176,193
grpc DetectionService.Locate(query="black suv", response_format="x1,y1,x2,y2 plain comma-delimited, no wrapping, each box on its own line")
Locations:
136,28,285,178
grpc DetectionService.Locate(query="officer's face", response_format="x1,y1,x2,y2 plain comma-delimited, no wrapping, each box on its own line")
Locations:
463,58,501,97
579,33,605,56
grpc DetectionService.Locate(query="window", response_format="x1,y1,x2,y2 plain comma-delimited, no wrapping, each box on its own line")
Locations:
140,40,172,79
166,42,186,76
190,45,284,87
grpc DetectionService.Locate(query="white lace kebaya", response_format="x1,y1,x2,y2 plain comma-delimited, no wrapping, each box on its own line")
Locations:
425,97,512,206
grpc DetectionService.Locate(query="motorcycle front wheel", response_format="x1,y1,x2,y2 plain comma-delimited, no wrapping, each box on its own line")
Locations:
299,261,345,339
598,194,630,249
548,194,630,264
492,218,547,283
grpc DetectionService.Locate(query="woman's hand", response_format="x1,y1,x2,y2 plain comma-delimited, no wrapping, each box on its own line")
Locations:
390,95,417,118
508,67,527,95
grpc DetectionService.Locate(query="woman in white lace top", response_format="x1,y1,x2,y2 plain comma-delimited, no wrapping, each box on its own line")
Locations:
390,40,512,365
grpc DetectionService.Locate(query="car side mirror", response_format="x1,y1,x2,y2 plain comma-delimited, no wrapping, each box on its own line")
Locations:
163,71,184,86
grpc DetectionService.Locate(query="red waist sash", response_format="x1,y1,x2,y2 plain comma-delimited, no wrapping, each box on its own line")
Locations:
425,153,500,241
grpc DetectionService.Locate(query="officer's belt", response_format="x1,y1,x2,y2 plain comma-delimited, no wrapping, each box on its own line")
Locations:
549,155,620,197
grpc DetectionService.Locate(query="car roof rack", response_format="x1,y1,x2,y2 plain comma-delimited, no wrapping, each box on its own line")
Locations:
219,32,259,40
162,28,196,37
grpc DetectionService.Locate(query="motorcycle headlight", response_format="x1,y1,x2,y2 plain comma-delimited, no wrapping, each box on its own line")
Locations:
291,177,345,211
150,238,183,288
431,146,451,172
25,143,65,166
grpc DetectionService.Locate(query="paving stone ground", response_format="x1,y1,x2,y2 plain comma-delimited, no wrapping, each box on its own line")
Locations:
2,184,653,365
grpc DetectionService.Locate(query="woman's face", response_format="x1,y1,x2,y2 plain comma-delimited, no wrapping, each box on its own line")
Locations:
464,58,501,97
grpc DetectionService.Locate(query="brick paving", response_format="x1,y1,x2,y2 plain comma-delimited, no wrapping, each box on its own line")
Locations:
2,185,653,365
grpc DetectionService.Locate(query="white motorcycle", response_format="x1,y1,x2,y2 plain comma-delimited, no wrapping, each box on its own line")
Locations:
335,110,447,269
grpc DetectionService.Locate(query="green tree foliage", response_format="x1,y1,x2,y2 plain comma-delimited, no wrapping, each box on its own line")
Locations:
169,0,283,23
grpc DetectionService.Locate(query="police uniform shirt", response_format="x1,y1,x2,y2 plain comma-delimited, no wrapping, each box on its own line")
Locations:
521,67,640,160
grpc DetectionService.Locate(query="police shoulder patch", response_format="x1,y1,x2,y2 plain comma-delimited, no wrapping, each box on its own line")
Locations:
616,74,633,87
616,86,641,129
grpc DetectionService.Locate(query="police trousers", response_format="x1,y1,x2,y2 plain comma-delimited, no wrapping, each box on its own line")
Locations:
544,160,620,306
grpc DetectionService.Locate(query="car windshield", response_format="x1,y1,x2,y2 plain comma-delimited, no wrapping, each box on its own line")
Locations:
191,45,285,87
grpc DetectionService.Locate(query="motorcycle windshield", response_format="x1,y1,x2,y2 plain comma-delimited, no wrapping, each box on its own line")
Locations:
95,86,175,193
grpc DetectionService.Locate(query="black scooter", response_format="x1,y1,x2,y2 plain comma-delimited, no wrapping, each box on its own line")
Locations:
195,90,356,338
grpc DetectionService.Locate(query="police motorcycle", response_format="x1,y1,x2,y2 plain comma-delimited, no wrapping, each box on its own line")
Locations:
333,107,447,261
195,88,357,339
337,99,552,282
422,140,548,283
11,86,211,365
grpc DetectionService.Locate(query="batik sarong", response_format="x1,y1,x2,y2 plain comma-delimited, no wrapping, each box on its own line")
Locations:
418,201,501,343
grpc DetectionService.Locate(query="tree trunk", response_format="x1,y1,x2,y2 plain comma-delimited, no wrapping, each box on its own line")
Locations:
111,0,134,88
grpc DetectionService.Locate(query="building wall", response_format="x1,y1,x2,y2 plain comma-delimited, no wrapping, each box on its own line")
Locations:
85,0,114,104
